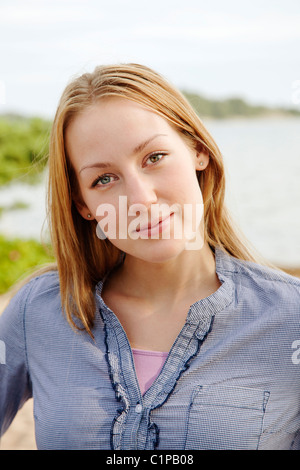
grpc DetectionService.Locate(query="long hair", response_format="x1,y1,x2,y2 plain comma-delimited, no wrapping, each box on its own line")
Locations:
47,63,260,337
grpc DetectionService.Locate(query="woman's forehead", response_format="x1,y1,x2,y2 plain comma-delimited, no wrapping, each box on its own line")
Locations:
65,99,178,166
68,96,168,132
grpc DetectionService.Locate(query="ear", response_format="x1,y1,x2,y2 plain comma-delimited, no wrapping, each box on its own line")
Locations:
73,198,94,221
195,147,210,171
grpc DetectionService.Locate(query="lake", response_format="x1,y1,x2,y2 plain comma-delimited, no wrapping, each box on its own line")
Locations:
0,116,299,267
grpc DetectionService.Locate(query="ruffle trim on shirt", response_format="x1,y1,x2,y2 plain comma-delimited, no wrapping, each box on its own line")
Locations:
95,247,235,450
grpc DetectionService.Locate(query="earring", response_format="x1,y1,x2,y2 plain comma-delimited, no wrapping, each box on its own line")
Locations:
87,214,91,218
199,161,204,166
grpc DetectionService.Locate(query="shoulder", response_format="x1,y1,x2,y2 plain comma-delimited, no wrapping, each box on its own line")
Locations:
0,270,61,347
216,248,300,306
23,269,60,300
17,269,60,302
4,269,61,318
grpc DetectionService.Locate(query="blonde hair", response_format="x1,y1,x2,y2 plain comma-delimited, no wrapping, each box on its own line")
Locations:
47,63,260,337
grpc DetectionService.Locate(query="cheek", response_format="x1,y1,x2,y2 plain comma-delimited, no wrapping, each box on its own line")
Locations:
168,164,202,204
94,197,131,241
94,201,120,240
168,163,204,236
76,185,93,208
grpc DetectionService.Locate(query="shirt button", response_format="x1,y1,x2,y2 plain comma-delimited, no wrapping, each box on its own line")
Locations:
135,404,143,413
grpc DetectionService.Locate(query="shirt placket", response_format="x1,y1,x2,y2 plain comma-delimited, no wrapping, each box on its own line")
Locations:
99,297,216,450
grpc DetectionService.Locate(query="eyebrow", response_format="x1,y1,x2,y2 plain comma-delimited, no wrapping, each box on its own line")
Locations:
133,133,167,155
79,133,167,174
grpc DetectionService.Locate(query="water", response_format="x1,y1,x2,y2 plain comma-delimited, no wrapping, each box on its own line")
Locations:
0,171,48,241
0,117,299,267
204,117,300,267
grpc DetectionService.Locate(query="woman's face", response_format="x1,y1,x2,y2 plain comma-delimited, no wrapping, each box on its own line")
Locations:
66,97,209,263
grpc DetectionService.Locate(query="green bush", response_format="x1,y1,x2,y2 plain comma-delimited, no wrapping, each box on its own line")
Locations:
0,235,55,294
0,115,51,186
182,91,300,119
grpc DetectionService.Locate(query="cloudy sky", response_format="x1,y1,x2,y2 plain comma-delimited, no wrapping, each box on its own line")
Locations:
0,0,300,118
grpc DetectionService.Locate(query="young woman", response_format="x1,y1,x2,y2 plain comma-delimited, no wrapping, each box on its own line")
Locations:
1,64,300,450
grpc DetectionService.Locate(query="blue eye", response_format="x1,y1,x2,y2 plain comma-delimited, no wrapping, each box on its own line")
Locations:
99,175,111,185
92,174,114,187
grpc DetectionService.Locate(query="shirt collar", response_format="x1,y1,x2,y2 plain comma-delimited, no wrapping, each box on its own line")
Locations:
95,246,235,323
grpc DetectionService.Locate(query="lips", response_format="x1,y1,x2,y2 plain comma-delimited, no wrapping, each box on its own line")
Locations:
135,212,174,234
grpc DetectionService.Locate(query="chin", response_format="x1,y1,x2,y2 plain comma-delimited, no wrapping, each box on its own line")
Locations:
129,238,189,264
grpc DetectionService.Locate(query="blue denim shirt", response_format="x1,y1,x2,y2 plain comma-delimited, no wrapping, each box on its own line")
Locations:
1,248,300,450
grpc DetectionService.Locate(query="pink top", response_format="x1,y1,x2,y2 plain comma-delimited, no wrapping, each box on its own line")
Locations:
132,348,168,395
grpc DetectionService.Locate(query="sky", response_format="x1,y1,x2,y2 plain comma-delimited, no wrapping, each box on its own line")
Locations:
0,0,300,118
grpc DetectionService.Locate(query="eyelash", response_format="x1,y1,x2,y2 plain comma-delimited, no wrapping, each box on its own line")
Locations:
144,151,166,166
91,174,115,187
91,152,167,188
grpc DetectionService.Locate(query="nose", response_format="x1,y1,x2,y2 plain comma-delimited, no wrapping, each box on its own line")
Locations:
125,173,158,209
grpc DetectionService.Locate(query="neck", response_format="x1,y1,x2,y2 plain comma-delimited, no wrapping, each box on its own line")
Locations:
113,243,219,304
